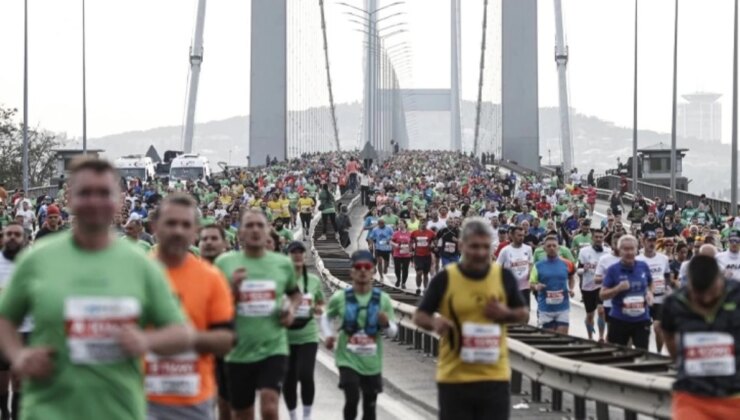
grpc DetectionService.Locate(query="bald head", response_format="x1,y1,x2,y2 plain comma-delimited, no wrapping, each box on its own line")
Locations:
698,244,718,258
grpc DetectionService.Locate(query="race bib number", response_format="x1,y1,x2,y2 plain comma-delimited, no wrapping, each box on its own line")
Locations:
444,242,456,253
684,332,736,377
545,290,565,306
665,204,674,212
416,237,429,247
301,205,312,213
237,280,277,317
295,293,313,319
65,297,140,364
347,332,377,356
399,244,411,256
378,240,388,247
145,352,200,397
622,295,646,317
461,323,501,364
653,278,666,295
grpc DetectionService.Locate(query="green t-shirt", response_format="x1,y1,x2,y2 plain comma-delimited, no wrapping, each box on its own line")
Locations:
326,288,395,376
0,214,12,228
554,204,568,215
276,228,294,244
215,251,298,363
381,214,399,227
571,233,592,256
533,245,576,264
0,232,185,420
287,272,325,345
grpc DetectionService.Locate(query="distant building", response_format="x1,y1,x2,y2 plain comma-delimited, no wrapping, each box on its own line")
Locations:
677,92,722,144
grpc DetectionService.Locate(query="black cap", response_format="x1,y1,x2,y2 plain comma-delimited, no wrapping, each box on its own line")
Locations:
729,230,740,241
350,250,375,264
287,241,306,253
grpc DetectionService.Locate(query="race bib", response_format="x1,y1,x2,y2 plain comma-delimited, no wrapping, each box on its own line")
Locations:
461,322,501,364
295,293,313,319
653,278,666,295
622,295,646,317
378,240,388,247
145,352,200,397
444,242,456,253
684,332,736,377
347,332,377,356
546,290,565,306
666,204,674,212
237,280,277,317
399,244,411,256
416,237,429,247
301,205,312,213
65,297,140,364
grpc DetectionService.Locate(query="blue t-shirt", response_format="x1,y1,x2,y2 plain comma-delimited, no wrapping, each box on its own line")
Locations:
368,226,394,252
534,257,571,313
602,261,652,322
363,216,377,231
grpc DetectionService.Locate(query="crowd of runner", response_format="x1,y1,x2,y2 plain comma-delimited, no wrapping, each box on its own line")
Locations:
0,149,737,420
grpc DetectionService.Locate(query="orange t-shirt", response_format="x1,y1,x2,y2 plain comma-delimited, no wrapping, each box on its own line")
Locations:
146,254,234,406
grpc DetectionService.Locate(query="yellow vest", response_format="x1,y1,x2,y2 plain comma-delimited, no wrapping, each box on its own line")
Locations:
436,263,510,383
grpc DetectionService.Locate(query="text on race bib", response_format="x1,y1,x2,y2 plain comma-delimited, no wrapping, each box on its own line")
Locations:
399,244,411,255
653,278,666,295
145,351,200,397
684,332,736,377
461,322,501,365
545,290,565,306
237,280,277,317
295,293,314,319
416,237,429,247
65,297,140,364
622,295,646,317
444,242,456,254
347,332,377,357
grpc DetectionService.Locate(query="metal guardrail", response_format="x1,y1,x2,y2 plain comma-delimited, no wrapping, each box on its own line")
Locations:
597,174,735,215
26,185,59,200
311,187,674,420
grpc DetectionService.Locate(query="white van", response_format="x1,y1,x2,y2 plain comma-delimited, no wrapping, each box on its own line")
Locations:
114,155,156,181
169,154,211,184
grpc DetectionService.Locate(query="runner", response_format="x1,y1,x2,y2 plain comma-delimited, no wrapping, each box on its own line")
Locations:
0,223,27,420
530,235,576,334
390,220,412,288
298,191,316,238
147,194,235,420
577,230,610,341
33,205,63,241
0,157,191,420
661,255,740,419
716,230,740,281
600,235,654,350
215,209,303,420
496,226,534,308
410,218,436,295
321,250,398,420
366,219,393,280
436,217,461,267
198,224,233,420
284,242,324,420
636,231,671,353
414,217,528,420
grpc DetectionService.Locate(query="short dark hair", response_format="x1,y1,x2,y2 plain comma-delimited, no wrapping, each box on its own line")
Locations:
688,255,720,292
675,242,688,253
201,224,226,241
69,157,115,176
510,226,524,235
153,193,197,223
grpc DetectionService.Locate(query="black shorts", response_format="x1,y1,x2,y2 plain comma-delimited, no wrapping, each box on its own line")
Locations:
519,289,531,307
226,356,288,410
375,250,391,262
650,303,663,322
414,255,432,273
338,367,383,394
582,289,602,313
438,381,510,420
215,357,230,400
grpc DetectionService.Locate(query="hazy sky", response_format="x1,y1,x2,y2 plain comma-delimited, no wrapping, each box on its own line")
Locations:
0,0,735,145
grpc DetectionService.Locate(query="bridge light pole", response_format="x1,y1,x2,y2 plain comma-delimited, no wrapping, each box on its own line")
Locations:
632,0,638,194
22,0,29,192
669,0,679,196
732,0,738,215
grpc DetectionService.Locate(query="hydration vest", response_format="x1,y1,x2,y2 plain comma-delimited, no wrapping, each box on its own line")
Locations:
342,287,382,336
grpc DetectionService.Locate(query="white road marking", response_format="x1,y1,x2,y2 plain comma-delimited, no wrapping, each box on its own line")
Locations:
315,350,429,420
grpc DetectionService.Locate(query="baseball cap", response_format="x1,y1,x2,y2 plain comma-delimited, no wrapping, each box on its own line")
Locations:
286,241,306,253
350,250,375,264
729,230,740,241
645,231,657,240
46,205,61,216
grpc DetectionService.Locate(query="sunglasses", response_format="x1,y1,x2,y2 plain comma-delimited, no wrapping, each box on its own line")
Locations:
353,262,374,271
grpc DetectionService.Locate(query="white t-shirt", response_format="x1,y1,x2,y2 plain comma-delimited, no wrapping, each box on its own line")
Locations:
717,251,740,282
496,244,533,290
595,253,621,308
483,210,499,221
0,255,14,291
637,253,671,304
578,245,611,291
427,219,447,231
16,209,35,230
